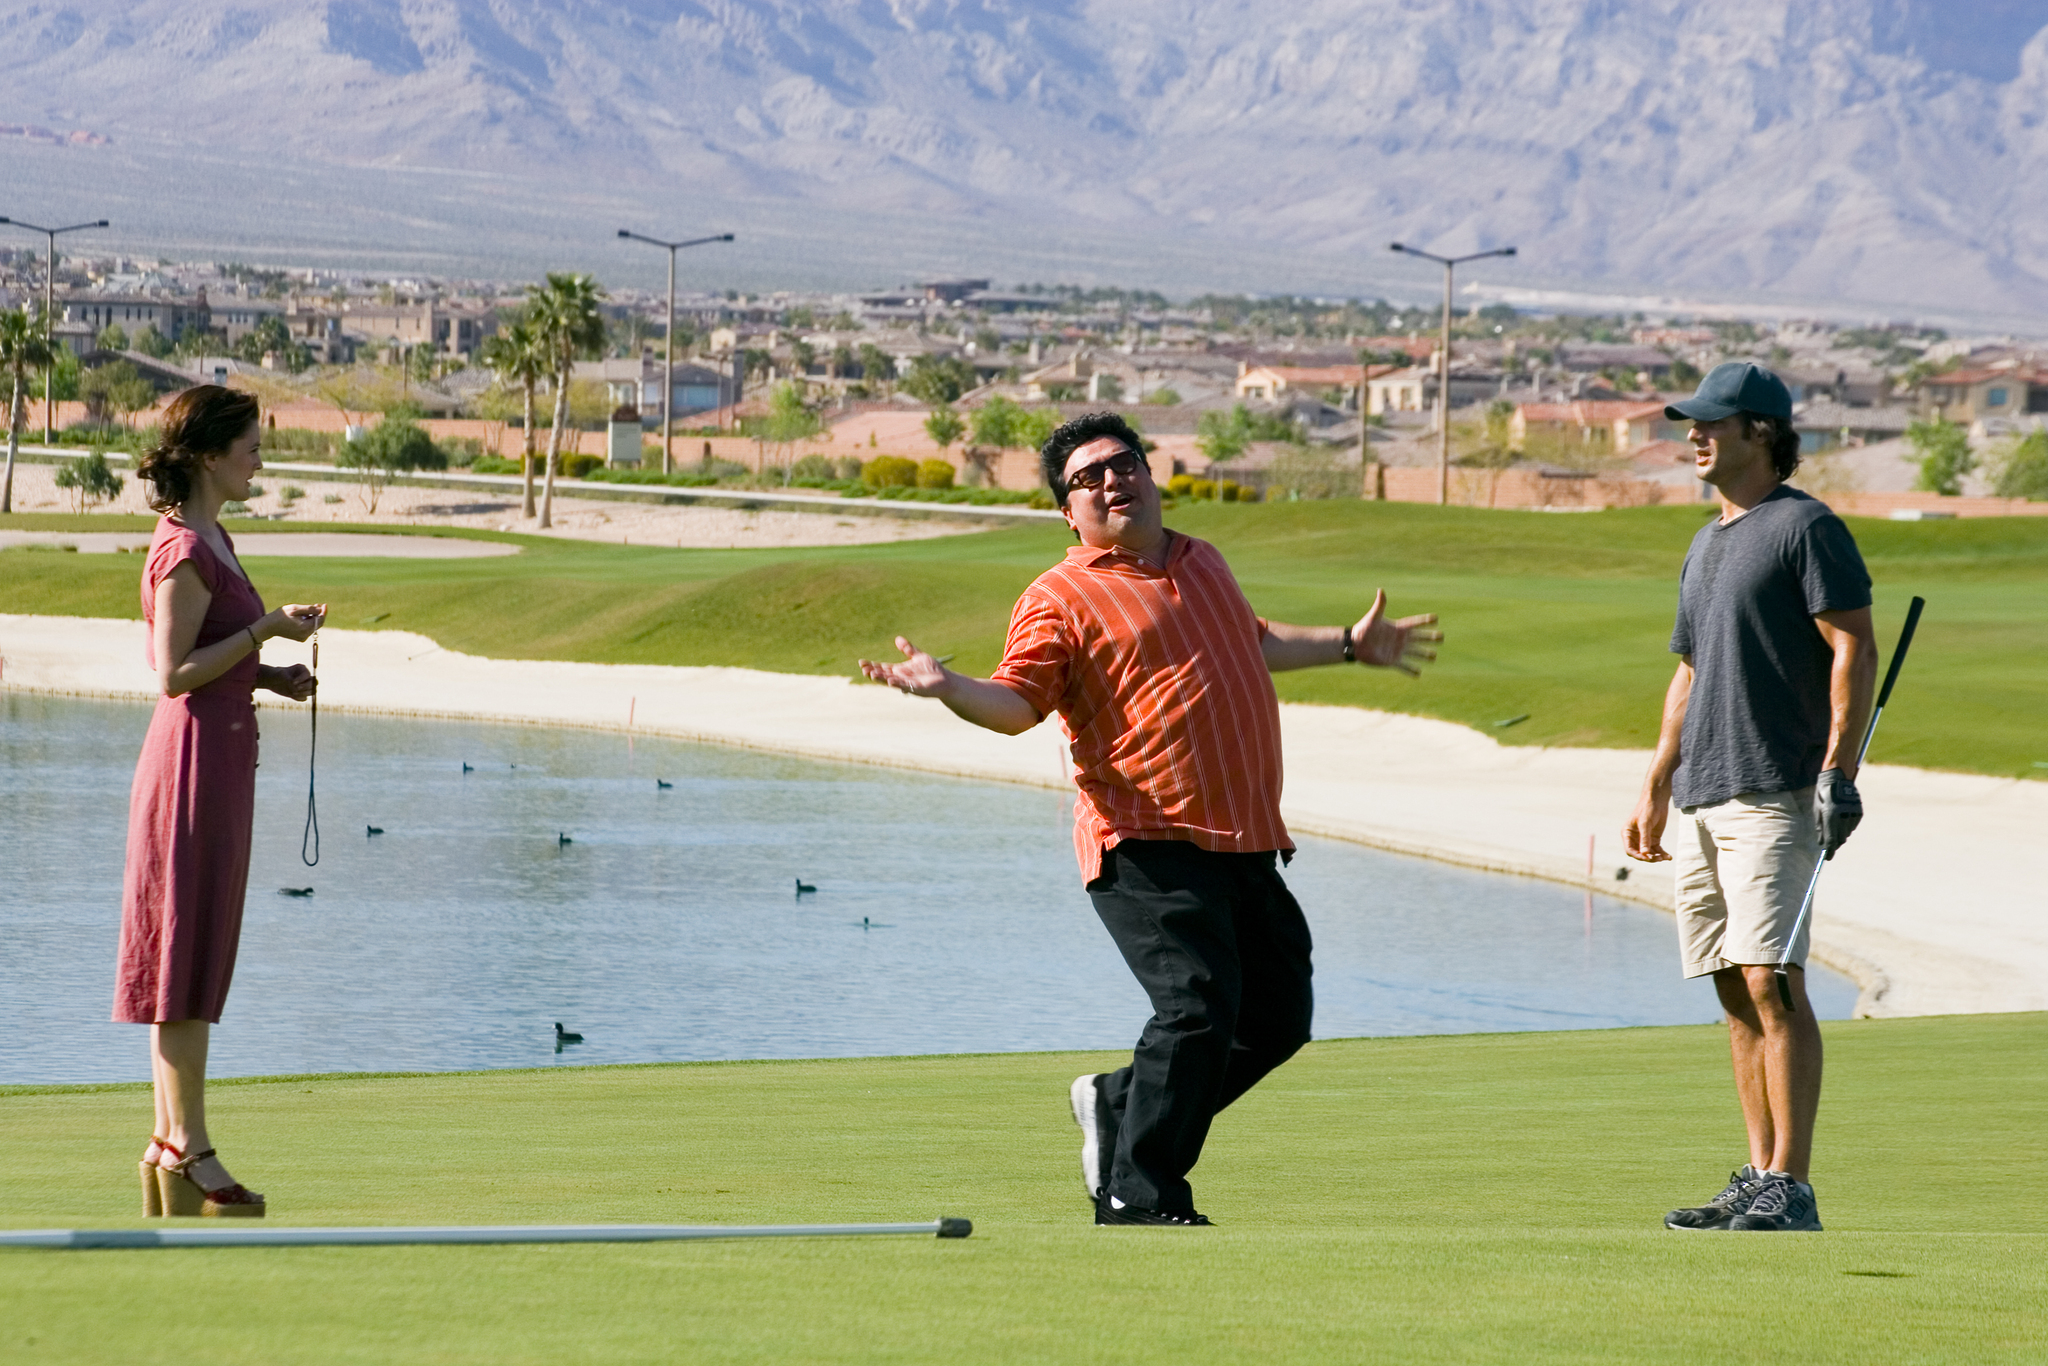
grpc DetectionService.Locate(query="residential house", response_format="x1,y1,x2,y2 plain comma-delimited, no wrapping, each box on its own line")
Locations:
1791,401,1915,452
60,289,213,351
1609,402,1692,451
1364,363,1504,415
1367,366,1429,416
573,354,744,422
1511,400,1674,452
1234,363,1367,406
341,298,497,358
1917,366,2048,424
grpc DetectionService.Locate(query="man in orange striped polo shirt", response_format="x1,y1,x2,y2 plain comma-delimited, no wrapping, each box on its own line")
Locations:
860,413,1439,1226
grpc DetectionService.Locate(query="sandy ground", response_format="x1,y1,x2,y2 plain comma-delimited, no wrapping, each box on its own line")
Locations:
2,461,990,549
5,613,2042,1020
0,531,521,556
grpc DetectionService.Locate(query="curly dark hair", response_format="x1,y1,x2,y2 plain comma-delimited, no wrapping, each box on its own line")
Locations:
1039,412,1146,506
1743,411,1802,481
135,385,261,512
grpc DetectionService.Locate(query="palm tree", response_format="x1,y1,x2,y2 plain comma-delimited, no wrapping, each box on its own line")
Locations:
1,308,55,515
479,320,547,518
526,274,608,529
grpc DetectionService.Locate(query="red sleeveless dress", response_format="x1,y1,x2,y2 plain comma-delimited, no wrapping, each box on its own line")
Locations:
113,517,265,1025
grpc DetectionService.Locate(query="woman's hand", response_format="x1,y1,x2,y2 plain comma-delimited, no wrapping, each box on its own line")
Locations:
258,664,318,702
261,603,326,643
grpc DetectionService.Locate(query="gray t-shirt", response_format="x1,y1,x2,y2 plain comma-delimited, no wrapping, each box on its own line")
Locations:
1669,486,1871,809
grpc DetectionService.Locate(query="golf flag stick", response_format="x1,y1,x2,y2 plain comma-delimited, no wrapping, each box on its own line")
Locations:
1775,596,1925,1011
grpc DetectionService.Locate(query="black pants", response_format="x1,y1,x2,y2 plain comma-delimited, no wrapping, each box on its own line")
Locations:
1088,839,1314,1211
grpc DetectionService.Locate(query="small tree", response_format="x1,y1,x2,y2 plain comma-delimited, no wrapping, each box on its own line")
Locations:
924,404,964,451
1,307,54,514
899,354,977,405
338,414,448,513
759,382,822,480
478,321,547,516
80,361,154,432
96,323,130,352
970,395,1025,450
54,451,123,512
856,343,895,389
1990,431,2048,500
132,324,174,359
1907,417,1973,495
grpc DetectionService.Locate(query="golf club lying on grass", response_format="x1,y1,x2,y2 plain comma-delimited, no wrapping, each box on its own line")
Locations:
1,1218,972,1250
1776,595,1925,1012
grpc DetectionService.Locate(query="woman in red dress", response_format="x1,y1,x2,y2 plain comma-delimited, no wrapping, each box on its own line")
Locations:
117,385,325,1218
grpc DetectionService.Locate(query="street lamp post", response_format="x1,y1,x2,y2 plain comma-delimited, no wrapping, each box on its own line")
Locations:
616,230,734,476
0,216,110,442
1389,242,1516,505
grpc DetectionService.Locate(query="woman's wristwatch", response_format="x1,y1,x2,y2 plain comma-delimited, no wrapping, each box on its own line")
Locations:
1341,627,1356,663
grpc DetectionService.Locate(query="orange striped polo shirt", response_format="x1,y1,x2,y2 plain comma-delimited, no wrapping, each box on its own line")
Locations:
990,532,1291,884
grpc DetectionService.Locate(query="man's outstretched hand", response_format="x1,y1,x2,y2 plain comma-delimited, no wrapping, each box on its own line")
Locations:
858,636,949,696
857,636,1041,735
1352,590,1442,676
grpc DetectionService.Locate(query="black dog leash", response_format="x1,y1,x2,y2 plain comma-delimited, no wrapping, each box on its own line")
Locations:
301,630,320,867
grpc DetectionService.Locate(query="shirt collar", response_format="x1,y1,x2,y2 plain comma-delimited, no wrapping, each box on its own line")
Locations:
1066,530,1182,573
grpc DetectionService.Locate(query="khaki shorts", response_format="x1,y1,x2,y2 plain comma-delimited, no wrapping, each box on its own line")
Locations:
1673,788,1821,979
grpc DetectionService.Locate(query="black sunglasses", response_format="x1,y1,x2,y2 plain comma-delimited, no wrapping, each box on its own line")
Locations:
1064,449,1147,492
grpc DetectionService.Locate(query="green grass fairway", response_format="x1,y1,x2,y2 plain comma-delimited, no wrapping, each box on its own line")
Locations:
1,1014,2041,1364
7,503,2046,776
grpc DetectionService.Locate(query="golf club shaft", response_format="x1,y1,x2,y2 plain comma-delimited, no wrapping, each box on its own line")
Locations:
1774,597,1925,1009
1,1218,973,1250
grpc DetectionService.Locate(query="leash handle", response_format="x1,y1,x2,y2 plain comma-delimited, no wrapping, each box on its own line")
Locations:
300,631,320,867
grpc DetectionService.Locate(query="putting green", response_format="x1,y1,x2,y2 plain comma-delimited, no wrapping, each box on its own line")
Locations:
3,1013,2042,1363
5,502,2046,777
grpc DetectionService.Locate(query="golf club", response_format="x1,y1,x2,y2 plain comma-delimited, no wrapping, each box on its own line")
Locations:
1,1219,972,1250
1775,596,1925,1011
300,629,320,867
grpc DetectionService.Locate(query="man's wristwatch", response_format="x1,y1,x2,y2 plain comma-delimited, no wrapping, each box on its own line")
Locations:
1341,627,1356,663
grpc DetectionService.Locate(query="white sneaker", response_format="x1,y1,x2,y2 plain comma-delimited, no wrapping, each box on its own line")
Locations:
1069,1074,1111,1200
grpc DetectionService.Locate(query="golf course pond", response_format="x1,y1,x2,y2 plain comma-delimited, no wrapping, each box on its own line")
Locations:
0,693,1859,1084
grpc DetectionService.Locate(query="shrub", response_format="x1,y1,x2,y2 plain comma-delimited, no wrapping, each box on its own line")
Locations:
1167,473,1196,497
1188,478,1216,500
338,415,448,512
834,457,864,481
470,456,521,474
862,455,918,489
916,458,956,489
53,452,124,512
561,452,605,479
791,453,836,481
1992,431,2048,500
323,494,343,504
1908,418,1972,495
221,501,251,517
280,485,304,505
440,436,483,467
1218,480,1242,502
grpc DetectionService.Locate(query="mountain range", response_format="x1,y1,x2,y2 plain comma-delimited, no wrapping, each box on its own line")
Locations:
3,0,2047,318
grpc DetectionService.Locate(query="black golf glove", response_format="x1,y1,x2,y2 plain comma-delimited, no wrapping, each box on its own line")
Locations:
1813,768,1862,854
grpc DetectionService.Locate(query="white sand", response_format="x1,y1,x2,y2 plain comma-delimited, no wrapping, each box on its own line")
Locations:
3,462,989,549
4,613,2042,1020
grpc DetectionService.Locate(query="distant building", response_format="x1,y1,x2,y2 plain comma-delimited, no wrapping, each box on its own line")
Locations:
1511,400,1675,452
1235,363,1369,404
574,355,744,421
1917,366,2048,424
60,290,212,351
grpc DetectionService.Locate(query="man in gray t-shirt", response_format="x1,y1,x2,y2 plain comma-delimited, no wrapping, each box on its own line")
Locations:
1624,362,1877,1234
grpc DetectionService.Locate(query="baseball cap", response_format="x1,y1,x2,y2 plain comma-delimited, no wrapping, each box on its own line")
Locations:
1664,362,1793,423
